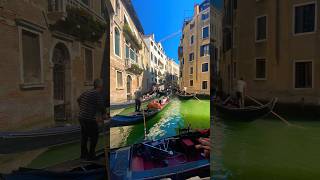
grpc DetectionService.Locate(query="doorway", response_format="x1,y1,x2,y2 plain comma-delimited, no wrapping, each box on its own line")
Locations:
52,43,71,121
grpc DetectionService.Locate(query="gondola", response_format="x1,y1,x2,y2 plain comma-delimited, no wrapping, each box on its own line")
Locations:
0,122,109,154
110,129,211,180
215,98,277,121
1,151,106,180
176,93,195,100
110,98,170,127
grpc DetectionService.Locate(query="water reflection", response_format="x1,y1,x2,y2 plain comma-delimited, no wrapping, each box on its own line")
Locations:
146,99,184,140
110,98,210,149
212,115,320,180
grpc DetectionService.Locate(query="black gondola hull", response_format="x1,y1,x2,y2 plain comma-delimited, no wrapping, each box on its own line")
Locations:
215,98,277,121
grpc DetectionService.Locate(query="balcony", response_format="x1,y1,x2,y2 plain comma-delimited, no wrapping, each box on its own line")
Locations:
48,0,105,23
125,58,143,75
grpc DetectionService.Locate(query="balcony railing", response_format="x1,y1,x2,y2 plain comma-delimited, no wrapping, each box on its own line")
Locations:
125,58,141,68
48,0,104,22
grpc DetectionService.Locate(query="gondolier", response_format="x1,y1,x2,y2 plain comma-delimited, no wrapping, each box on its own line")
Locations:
77,79,106,160
236,77,247,108
135,88,142,112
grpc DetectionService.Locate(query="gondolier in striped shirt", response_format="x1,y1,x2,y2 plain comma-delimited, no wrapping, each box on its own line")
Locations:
77,79,106,160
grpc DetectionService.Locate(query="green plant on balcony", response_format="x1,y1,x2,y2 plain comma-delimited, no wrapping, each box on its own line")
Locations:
126,63,143,75
123,24,142,50
51,7,106,42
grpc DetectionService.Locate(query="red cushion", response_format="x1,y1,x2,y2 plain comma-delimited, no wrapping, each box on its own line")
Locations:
132,156,144,171
182,138,194,147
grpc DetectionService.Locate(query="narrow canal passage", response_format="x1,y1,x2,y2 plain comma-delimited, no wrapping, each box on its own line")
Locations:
212,116,320,180
110,97,210,149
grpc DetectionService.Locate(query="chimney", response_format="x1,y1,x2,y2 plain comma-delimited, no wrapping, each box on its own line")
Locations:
194,4,199,16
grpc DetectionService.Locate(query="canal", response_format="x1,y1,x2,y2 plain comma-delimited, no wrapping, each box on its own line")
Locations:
0,132,106,173
212,115,320,180
110,97,210,149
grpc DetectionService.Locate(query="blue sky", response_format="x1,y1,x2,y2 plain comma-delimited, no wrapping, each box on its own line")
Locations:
132,0,222,64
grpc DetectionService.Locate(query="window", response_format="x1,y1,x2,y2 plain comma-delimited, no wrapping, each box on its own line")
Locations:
190,67,193,74
190,35,194,45
256,16,267,41
202,12,209,21
190,80,193,86
202,26,209,39
202,63,209,72
255,58,266,79
200,44,210,57
114,28,120,56
116,71,123,88
125,44,129,59
190,22,195,30
21,29,42,84
202,81,208,89
84,48,93,82
189,53,194,61
295,61,312,88
294,3,316,34
130,48,135,61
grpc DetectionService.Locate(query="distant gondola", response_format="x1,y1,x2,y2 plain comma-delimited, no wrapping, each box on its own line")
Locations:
215,98,277,121
1,151,106,180
176,93,195,100
110,129,212,180
110,98,170,127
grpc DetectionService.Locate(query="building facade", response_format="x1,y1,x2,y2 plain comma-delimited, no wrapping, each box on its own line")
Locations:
0,0,107,130
109,0,148,103
166,58,180,88
222,0,320,105
179,0,222,95
143,34,168,85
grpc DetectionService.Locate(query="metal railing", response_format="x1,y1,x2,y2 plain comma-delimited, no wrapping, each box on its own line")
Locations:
48,0,104,21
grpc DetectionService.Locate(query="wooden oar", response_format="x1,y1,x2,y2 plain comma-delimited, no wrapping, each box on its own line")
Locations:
142,108,147,140
222,96,231,105
246,95,291,126
246,96,306,129
193,94,201,102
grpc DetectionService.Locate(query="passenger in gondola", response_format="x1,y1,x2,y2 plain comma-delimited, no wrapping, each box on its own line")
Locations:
236,77,247,108
195,137,210,159
147,100,162,110
77,79,106,161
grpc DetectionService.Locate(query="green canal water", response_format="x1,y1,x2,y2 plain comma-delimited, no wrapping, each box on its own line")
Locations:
212,116,320,180
0,133,106,173
110,98,210,149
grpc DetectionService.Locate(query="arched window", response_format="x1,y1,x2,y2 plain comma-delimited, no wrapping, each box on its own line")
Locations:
114,27,120,56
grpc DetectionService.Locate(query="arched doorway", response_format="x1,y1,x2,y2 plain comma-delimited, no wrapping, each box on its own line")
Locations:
127,75,132,100
52,43,71,122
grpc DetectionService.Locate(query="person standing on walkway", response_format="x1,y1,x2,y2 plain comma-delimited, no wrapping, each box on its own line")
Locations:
135,88,142,112
236,77,247,108
77,79,106,160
